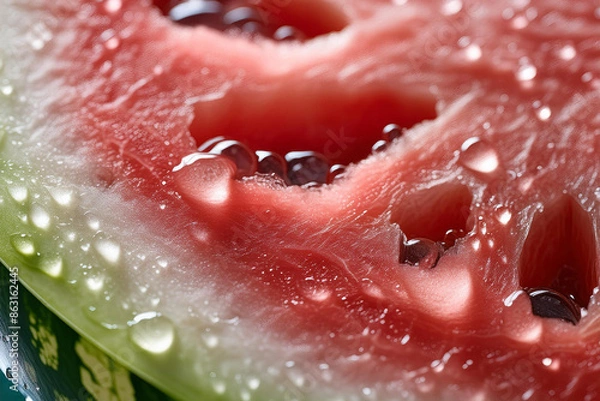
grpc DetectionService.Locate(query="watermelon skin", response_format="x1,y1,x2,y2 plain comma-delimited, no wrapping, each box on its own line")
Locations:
0,264,175,401
2,0,600,400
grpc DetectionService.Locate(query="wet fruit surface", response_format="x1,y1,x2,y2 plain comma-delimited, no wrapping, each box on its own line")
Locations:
2,0,600,401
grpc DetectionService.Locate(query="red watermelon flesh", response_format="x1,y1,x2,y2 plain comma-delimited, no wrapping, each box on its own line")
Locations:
2,0,600,400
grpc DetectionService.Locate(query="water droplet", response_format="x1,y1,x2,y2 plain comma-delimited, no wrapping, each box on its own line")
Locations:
48,187,76,207
247,376,260,390
516,63,537,82
522,388,534,400
211,379,227,395
464,44,482,61
202,332,220,348
173,153,236,206
104,0,122,13
542,357,552,367
94,238,121,265
273,25,304,41
30,204,51,230
302,278,332,302
1,84,13,96
9,185,28,203
400,334,410,345
415,376,435,393
240,389,251,401
371,139,388,154
86,213,100,231
11,234,36,256
86,275,105,292
442,0,462,15
558,44,576,60
38,255,63,278
104,36,120,50
536,106,551,121
459,137,500,174
495,206,512,225
26,22,52,50
401,238,443,269
511,15,529,29
287,368,308,388
129,312,175,354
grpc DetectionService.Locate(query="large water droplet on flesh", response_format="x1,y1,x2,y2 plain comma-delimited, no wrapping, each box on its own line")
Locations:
173,153,236,206
459,137,500,174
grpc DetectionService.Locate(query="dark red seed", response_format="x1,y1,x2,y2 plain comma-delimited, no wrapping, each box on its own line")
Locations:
328,164,346,182
256,150,287,179
209,140,257,178
285,151,330,186
223,6,263,27
372,139,388,153
273,25,305,41
168,1,224,28
382,123,403,142
525,287,581,325
198,136,226,152
401,238,444,269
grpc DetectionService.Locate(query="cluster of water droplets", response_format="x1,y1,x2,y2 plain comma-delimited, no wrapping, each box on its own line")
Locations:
0,161,191,363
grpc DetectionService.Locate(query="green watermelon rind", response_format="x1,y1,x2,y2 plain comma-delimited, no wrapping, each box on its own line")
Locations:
0,262,177,401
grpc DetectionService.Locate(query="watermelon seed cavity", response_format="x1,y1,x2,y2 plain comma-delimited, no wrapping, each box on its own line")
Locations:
519,194,597,317
525,288,581,325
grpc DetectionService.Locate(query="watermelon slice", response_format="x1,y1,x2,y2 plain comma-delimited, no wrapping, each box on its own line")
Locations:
1,0,600,400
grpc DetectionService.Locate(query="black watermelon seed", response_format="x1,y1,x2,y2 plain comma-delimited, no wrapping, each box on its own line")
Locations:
401,238,444,269
285,151,330,186
198,135,226,152
273,25,305,41
210,139,257,178
526,287,581,325
256,150,287,179
240,21,265,35
223,6,263,27
382,123,403,142
328,164,346,182
441,228,465,249
302,181,323,189
372,139,388,153
168,1,224,28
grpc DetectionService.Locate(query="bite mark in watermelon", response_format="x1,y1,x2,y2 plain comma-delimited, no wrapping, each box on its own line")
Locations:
1,0,600,400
